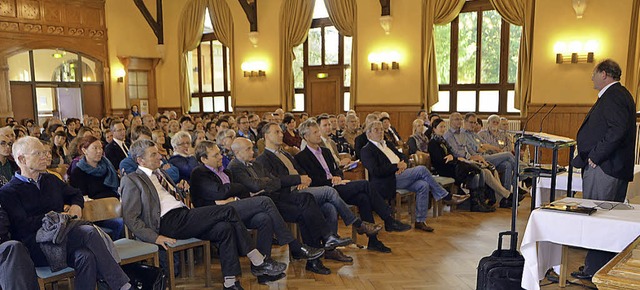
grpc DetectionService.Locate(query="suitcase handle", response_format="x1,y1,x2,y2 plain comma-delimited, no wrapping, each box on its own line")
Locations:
498,231,518,252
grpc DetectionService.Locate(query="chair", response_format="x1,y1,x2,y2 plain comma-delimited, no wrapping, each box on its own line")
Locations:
394,189,416,224
165,238,211,290
36,266,75,290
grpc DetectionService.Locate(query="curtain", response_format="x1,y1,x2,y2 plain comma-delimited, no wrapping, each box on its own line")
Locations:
178,0,207,114
280,0,315,111
421,0,464,111
626,0,640,110
207,0,235,109
489,0,535,116
324,0,357,109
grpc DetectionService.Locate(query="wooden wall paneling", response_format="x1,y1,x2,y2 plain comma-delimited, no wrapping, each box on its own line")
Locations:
82,83,103,119
10,82,34,121
354,104,422,142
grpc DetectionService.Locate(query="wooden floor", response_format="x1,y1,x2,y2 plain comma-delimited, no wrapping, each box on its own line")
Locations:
55,193,639,289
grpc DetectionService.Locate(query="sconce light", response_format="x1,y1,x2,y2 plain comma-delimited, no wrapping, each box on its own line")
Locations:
554,41,597,64
241,61,267,77
379,15,393,35
572,0,587,19
248,31,259,48
114,68,126,83
368,51,400,71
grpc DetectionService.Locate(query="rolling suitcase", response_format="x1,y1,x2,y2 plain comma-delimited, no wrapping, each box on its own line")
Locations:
476,231,524,290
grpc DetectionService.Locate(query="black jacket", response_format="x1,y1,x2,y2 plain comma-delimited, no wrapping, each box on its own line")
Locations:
360,140,408,200
189,165,249,208
254,149,305,191
354,133,369,159
227,159,283,194
104,140,127,171
572,82,637,181
294,147,343,187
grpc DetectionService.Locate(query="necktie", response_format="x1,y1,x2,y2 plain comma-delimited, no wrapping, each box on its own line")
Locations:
154,170,186,204
246,163,259,179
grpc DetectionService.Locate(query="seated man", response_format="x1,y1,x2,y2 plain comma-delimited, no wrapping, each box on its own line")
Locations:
0,206,39,290
228,138,352,275
295,120,411,253
168,131,199,182
0,136,131,290
189,140,324,261
120,139,286,290
119,125,180,183
256,123,379,262
360,121,469,232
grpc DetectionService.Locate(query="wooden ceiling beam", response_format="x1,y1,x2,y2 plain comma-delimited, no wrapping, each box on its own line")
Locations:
238,0,258,32
133,0,164,44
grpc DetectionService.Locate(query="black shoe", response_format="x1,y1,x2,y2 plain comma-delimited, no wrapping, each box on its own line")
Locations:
250,258,287,276
367,239,391,253
570,270,593,281
499,197,513,208
223,281,244,290
291,244,325,260
471,199,495,212
257,273,286,284
384,219,412,232
324,235,353,250
545,268,559,283
305,258,331,275
324,249,353,263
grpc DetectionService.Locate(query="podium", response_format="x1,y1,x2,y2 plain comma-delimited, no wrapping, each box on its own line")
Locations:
512,131,577,210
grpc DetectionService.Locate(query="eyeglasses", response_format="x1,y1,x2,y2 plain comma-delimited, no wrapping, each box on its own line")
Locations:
26,151,49,157
176,142,190,147
0,141,12,147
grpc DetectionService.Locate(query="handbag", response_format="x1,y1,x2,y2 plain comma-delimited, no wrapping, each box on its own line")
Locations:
119,263,166,290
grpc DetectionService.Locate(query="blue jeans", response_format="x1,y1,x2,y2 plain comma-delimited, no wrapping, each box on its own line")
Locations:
396,166,449,222
484,152,516,192
301,186,358,234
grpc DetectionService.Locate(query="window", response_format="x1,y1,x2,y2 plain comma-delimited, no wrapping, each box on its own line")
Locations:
432,0,521,114
189,9,232,113
127,71,148,99
292,1,352,112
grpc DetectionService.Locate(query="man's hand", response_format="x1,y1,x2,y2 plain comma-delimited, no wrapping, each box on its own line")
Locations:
177,180,190,191
396,161,407,174
339,158,351,166
331,176,342,185
300,175,312,186
296,184,309,190
66,204,82,219
470,155,485,163
444,155,454,163
162,163,171,171
588,158,597,168
155,235,176,250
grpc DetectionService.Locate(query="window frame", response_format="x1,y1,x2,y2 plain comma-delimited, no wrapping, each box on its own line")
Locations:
189,33,231,114
435,0,519,115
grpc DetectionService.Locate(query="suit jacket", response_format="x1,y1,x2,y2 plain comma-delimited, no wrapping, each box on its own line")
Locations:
255,149,305,190
360,140,408,200
294,147,343,187
104,140,127,171
227,159,283,194
572,82,637,181
189,165,249,208
354,133,369,159
120,168,177,244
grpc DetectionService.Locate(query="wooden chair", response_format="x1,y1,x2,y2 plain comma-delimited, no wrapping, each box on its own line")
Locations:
394,189,416,224
36,266,75,290
256,138,265,155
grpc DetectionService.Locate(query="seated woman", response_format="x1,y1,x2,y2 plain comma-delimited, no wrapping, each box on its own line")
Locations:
152,129,171,158
428,118,513,211
50,131,69,167
216,129,236,169
407,119,430,155
68,136,124,239
282,115,302,149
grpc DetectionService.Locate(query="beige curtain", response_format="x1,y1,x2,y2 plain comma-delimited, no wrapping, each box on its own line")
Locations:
280,0,315,111
207,0,235,109
489,0,535,116
324,0,357,109
421,0,464,111
626,0,640,110
178,0,207,114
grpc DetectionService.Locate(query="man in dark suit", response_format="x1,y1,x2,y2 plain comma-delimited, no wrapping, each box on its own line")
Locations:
256,123,380,262
360,121,468,232
295,120,411,253
189,140,324,261
104,120,128,170
570,59,637,280
120,139,286,290
227,137,353,275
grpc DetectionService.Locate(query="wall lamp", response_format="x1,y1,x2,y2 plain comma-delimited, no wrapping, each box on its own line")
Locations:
368,51,400,71
554,41,597,64
241,61,267,77
115,68,126,83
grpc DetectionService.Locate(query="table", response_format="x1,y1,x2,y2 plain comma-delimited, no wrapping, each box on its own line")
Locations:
520,197,640,290
534,165,640,207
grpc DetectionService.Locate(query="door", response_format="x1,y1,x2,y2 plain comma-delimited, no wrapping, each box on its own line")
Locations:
306,65,343,116
57,87,83,121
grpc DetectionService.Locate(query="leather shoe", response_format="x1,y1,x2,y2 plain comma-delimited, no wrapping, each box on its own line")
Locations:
324,235,353,250
570,270,593,281
356,221,382,235
414,221,434,232
305,258,331,275
367,240,391,253
324,249,353,263
291,244,325,260
443,193,470,206
384,219,412,232
499,196,513,208
250,258,287,276
545,268,559,283
257,273,286,284
223,281,244,290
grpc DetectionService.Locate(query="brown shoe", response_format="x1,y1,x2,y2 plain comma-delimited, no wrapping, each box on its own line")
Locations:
414,222,434,232
356,221,382,236
324,249,353,263
443,194,470,206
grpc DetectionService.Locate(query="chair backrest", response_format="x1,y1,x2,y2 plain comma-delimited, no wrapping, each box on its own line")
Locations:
283,145,300,156
82,197,121,222
412,152,433,169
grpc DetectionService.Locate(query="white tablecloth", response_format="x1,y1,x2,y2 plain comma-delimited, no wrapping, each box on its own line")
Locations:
534,165,640,207
521,197,640,290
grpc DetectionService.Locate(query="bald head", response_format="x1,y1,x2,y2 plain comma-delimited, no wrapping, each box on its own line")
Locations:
231,137,254,162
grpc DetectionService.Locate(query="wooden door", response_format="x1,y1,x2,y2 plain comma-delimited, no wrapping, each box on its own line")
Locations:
306,66,343,116
82,84,104,119
10,83,35,122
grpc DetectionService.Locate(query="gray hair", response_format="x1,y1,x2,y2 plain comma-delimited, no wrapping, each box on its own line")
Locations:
365,120,383,134
130,139,156,164
216,129,236,144
12,136,40,160
230,137,252,155
487,114,501,124
298,120,318,139
195,140,217,163
364,114,379,126
171,131,192,149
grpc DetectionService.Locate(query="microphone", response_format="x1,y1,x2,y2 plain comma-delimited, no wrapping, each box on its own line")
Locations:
538,104,557,132
521,103,546,135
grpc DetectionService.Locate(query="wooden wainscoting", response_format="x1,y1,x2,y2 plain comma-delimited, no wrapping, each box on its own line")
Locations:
354,104,423,140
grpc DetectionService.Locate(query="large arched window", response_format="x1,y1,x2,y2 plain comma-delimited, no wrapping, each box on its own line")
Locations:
188,9,232,114
432,0,521,114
